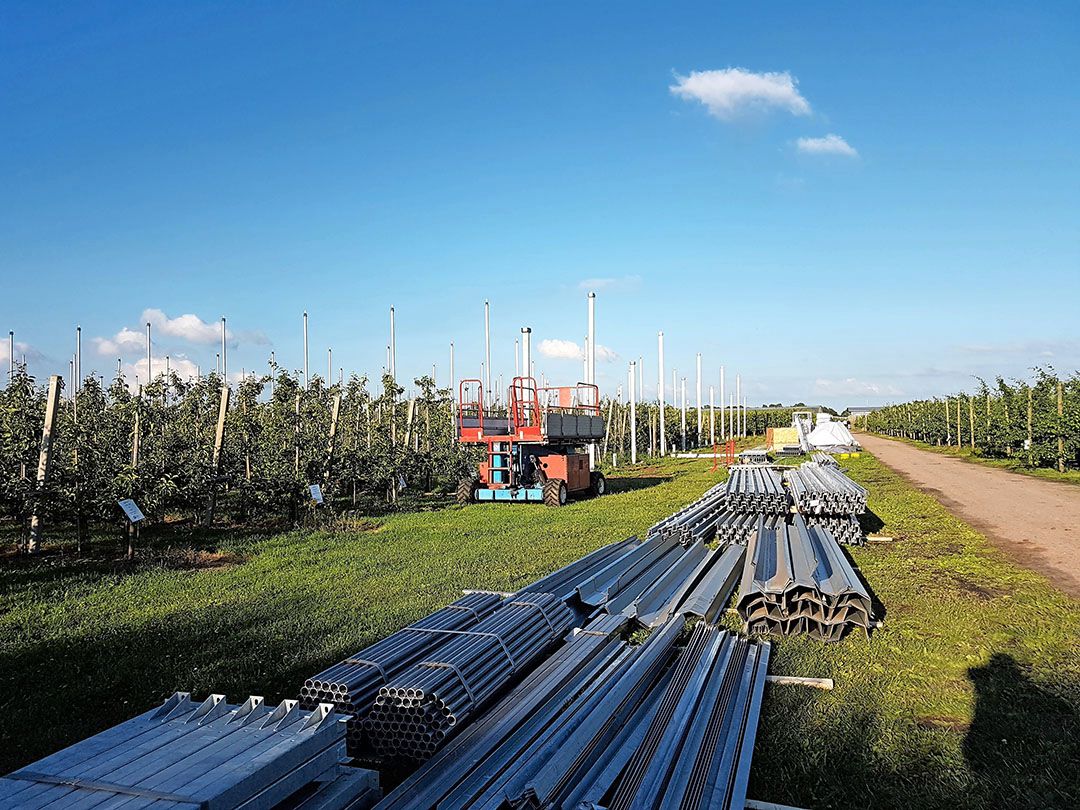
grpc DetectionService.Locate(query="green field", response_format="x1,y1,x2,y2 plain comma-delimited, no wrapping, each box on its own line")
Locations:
2,453,1078,808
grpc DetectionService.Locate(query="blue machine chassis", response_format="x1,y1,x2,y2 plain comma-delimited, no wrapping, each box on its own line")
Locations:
475,486,545,502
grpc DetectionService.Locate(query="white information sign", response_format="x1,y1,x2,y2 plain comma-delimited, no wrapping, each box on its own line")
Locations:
117,498,145,523
309,484,324,504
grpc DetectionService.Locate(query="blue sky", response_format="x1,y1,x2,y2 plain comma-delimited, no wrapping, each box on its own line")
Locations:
3,2,1078,408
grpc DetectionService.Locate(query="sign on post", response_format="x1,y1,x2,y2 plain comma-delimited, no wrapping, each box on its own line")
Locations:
308,484,324,504
117,499,145,523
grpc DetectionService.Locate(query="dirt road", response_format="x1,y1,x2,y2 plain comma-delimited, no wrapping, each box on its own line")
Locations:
857,433,1080,598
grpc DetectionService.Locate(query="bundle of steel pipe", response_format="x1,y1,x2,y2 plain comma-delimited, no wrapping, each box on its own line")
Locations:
648,482,728,546
724,465,789,514
0,693,371,810
364,592,574,761
374,614,631,810
737,515,872,641
300,592,505,757
811,451,839,467
785,461,867,515
807,513,864,546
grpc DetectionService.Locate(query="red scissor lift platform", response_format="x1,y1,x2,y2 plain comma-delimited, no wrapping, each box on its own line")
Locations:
456,376,606,506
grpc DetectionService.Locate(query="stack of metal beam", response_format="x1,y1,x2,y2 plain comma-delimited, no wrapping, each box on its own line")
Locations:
364,592,574,761
807,514,863,546
300,592,504,757
714,510,781,545
811,451,838,467
737,515,872,641
648,483,727,546
575,534,689,613
632,544,747,627
515,536,642,601
0,693,380,810
785,461,867,515
725,465,789,514
375,619,769,810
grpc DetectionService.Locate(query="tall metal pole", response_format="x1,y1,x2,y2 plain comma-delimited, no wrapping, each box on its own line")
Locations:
736,373,742,437
221,317,227,383
303,311,309,390
629,361,637,464
681,376,687,451
658,332,666,455
587,292,596,386
709,385,715,444
393,306,401,382
484,299,491,394
696,352,702,442
720,366,726,441
146,322,152,383
521,328,532,380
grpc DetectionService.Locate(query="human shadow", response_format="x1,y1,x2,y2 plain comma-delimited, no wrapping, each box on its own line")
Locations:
964,653,1080,808
858,507,885,535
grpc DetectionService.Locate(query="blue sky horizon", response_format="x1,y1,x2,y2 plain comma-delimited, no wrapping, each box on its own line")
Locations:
3,2,1078,409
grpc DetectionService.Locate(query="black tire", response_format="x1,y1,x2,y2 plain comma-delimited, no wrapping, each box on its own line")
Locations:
456,477,478,505
590,471,607,497
543,478,568,507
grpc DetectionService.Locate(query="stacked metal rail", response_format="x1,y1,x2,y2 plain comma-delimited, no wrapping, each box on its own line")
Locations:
648,483,728,546
786,462,867,515
785,461,867,545
737,515,872,641
0,693,380,810
811,451,838,467
714,511,781,546
725,465,789,514
364,592,574,761
375,618,769,810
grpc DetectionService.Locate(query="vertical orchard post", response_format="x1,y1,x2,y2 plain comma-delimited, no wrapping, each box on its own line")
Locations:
204,383,230,527
629,361,637,464
1058,380,1065,473
1027,387,1034,466
27,375,62,554
658,332,666,455
968,397,975,451
303,311,309,390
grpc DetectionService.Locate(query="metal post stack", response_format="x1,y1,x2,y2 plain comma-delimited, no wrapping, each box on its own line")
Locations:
648,482,728,545
724,465,789,514
364,592,574,761
0,693,380,810
737,515,873,641
785,461,868,545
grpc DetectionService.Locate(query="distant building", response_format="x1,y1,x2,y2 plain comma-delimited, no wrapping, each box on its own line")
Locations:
845,405,882,419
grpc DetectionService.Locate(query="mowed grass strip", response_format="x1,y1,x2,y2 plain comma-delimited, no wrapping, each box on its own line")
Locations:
0,462,713,773
750,452,1080,810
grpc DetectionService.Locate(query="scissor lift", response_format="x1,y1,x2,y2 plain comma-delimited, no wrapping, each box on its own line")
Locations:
456,376,606,506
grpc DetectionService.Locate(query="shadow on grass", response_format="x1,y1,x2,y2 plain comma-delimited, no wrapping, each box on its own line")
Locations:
858,507,886,535
0,591,335,775
606,475,672,494
964,653,1080,808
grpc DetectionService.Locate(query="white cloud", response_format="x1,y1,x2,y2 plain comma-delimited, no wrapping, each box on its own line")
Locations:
143,308,228,346
796,134,858,157
538,339,583,360
122,354,201,389
814,377,903,397
670,68,811,120
537,339,618,363
93,327,146,356
578,275,642,292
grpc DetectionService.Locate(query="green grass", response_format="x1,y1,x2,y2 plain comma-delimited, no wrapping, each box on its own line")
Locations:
864,433,1080,486
2,452,1078,808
